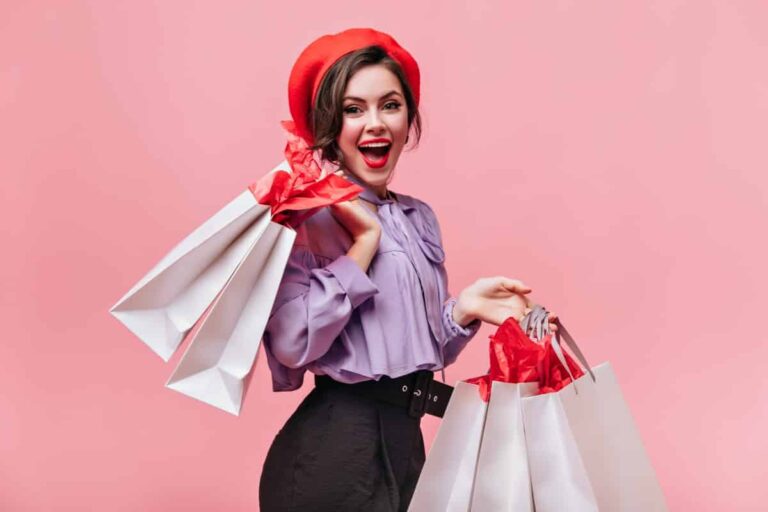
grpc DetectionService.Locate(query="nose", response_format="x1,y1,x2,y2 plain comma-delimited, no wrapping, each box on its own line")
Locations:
365,108,386,134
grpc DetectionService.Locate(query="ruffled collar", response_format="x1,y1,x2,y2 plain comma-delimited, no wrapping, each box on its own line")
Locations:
339,169,445,264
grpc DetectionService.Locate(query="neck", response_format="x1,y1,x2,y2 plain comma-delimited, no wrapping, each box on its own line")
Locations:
342,169,390,200
371,184,389,200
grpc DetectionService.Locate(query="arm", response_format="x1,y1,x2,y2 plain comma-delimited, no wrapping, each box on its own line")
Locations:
265,245,379,369
442,296,482,366
265,199,381,369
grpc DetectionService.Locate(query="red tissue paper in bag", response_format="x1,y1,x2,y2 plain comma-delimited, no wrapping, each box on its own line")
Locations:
465,317,584,401
466,318,542,401
248,120,362,228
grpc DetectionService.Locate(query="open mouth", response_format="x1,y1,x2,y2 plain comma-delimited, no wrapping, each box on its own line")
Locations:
358,142,392,168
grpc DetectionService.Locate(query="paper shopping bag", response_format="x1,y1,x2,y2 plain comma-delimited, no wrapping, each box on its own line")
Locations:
110,120,362,414
519,311,668,511
409,306,667,511
469,380,538,512
164,220,296,414
465,315,586,511
410,314,586,511
523,361,668,511
109,175,279,362
408,382,488,512
521,387,600,512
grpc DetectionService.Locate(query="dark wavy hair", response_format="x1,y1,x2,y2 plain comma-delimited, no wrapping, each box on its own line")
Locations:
309,45,422,165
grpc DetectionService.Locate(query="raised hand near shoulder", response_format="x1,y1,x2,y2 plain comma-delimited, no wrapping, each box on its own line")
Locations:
329,198,381,243
329,198,381,272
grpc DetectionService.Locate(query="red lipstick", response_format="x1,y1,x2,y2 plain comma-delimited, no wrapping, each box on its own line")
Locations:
358,138,392,169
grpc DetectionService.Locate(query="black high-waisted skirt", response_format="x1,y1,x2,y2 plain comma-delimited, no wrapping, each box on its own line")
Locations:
259,374,426,512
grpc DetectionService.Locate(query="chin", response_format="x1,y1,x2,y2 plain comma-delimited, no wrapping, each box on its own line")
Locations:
348,152,402,189
355,167,393,186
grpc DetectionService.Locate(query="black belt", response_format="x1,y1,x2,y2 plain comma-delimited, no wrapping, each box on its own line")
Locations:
314,370,454,418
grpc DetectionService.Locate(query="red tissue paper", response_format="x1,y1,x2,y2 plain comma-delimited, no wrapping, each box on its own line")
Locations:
466,317,584,401
248,120,362,228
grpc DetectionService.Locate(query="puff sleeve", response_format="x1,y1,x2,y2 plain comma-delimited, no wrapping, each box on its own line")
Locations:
441,297,481,365
263,245,379,371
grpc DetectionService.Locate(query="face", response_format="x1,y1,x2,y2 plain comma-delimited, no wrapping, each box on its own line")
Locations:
336,64,409,195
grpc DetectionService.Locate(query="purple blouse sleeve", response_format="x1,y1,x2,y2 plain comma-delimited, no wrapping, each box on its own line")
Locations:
264,246,379,369
441,297,481,365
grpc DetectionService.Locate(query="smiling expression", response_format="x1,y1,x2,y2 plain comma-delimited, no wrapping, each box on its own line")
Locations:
336,64,410,198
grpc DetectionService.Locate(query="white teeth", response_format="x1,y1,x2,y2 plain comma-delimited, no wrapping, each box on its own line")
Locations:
358,142,390,148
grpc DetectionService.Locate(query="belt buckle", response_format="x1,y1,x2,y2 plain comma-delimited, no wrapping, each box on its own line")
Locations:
408,371,433,418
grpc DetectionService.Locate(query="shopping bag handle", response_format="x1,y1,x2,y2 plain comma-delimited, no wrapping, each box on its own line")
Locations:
520,305,596,383
551,319,596,383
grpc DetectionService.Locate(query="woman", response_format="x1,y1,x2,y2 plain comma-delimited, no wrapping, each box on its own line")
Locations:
259,28,557,512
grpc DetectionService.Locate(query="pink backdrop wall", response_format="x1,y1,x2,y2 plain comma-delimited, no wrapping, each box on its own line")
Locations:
3,1,767,510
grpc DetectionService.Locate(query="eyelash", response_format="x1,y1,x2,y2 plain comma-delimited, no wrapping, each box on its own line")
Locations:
343,101,401,114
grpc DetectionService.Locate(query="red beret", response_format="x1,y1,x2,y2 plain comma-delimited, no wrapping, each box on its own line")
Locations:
288,27,420,145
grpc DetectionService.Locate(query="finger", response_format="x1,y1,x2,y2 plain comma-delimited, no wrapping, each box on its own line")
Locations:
500,277,532,294
331,198,356,209
548,311,559,333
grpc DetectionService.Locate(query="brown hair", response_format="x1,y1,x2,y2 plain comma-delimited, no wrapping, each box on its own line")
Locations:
309,45,422,165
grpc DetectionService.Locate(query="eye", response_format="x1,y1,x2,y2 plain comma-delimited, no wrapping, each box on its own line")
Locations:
384,101,401,110
343,105,362,114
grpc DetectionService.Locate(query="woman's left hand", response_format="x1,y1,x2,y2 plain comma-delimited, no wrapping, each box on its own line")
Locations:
452,276,559,331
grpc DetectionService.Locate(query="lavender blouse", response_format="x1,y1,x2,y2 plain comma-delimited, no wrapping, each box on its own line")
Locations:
262,173,481,391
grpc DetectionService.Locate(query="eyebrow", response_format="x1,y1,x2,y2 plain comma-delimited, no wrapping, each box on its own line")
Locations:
343,90,403,102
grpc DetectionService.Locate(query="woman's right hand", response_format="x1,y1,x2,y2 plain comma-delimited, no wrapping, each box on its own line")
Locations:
329,198,381,243
329,198,381,272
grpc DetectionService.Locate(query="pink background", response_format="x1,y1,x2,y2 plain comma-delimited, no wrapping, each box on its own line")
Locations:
3,1,767,510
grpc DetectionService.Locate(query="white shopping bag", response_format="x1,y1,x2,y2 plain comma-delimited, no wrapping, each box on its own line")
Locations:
523,361,668,511
408,382,488,512
110,163,298,415
409,307,667,511
470,380,538,512
164,220,295,414
110,160,290,362
110,135,362,415
522,388,600,511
